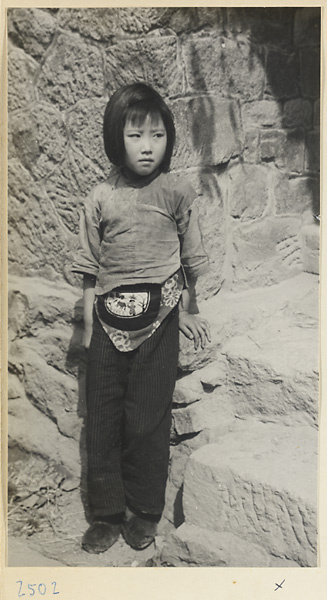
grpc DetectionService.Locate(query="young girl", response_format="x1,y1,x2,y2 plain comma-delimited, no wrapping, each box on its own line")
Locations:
72,82,210,554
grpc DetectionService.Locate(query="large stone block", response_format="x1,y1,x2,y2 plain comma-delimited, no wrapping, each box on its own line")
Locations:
171,385,236,444
173,373,203,406
158,7,226,34
44,154,97,235
184,35,265,99
197,359,228,390
8,374,80,476
282,99,313,129
241,100,282,128
226,7,295,49
37,33,104,110
294,7,321,47
58,7,119,40
193,272,318,396
183,422,317,566
172,97,241,169
104,36,182,98
242,129,260,164
59,7,165,40
9,103,67,180
161,524,271,567
284,129,305,173
8,161,73,281
8,290,29,343
165,423,236,525
274,173,319,216
194,171,227,298
265,51,300,99
9,275,82,330
260,129,306,174
168,431,211,490
260,129,287,165
228,164,269,221
66,99,108,171
44,152,109,238
305,131,320,173
26,324,85,381
8,278,85,444
223,321,318,423
172,396,227,436
257,128,305,174
300,48,320,98
232,217,303,290
8,48,37,112
288,177,320,216
18,345,81,441
170,169,227,300
119,7,167,34
8,8,57,60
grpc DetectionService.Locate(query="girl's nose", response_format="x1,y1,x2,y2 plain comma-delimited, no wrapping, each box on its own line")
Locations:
141,136,152,153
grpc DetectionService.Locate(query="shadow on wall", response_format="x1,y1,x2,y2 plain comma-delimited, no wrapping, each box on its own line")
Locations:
174,7,320,214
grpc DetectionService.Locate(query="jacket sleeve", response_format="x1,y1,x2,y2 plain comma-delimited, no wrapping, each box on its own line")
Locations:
71,188,101,277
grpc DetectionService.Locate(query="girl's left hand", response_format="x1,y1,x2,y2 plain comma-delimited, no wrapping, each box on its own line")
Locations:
179,312,211,350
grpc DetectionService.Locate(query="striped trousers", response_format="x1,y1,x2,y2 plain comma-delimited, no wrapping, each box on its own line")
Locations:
86,307,179,517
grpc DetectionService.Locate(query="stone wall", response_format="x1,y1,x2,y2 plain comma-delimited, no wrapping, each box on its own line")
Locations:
8,7,320,295
7,7,320,565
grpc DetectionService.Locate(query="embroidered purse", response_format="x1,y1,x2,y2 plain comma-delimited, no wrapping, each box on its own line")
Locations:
96,283,161,331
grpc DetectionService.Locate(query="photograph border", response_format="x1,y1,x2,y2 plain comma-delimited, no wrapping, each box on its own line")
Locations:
1,1,326,598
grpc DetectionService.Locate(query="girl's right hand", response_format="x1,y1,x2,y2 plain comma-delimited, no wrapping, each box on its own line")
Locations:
83,325,93,350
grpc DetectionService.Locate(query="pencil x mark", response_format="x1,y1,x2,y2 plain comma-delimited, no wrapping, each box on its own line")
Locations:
275,579,285,591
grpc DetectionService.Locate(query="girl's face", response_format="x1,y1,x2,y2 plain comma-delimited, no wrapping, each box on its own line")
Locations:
123,113,167,177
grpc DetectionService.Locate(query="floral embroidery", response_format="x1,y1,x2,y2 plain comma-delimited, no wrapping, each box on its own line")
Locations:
109,330,133,352
165,273,178,288
162,274,181,307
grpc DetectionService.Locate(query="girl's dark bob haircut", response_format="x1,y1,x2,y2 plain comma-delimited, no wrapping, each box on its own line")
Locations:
103,82,176,173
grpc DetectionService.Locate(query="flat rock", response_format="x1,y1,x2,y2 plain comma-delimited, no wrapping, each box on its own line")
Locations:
173,372,204,405
172,394,233,436
197,359,228,389
183,420,317,566
179,272,318,371
161,523,271,567
8,374,80,475
223,309,318,424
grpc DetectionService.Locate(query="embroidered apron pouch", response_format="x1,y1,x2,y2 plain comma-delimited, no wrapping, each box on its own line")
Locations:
96,283,161,331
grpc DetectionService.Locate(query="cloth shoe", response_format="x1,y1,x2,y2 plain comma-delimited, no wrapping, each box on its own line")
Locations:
82,515,122,554
122,508,160,550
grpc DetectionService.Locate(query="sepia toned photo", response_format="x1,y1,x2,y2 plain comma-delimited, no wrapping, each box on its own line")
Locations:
6,6,320,571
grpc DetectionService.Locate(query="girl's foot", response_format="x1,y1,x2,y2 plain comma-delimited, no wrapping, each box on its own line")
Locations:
122,508,160,550
82,515,122,554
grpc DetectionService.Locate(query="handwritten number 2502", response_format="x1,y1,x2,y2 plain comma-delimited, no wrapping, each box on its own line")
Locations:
16,581,59,597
